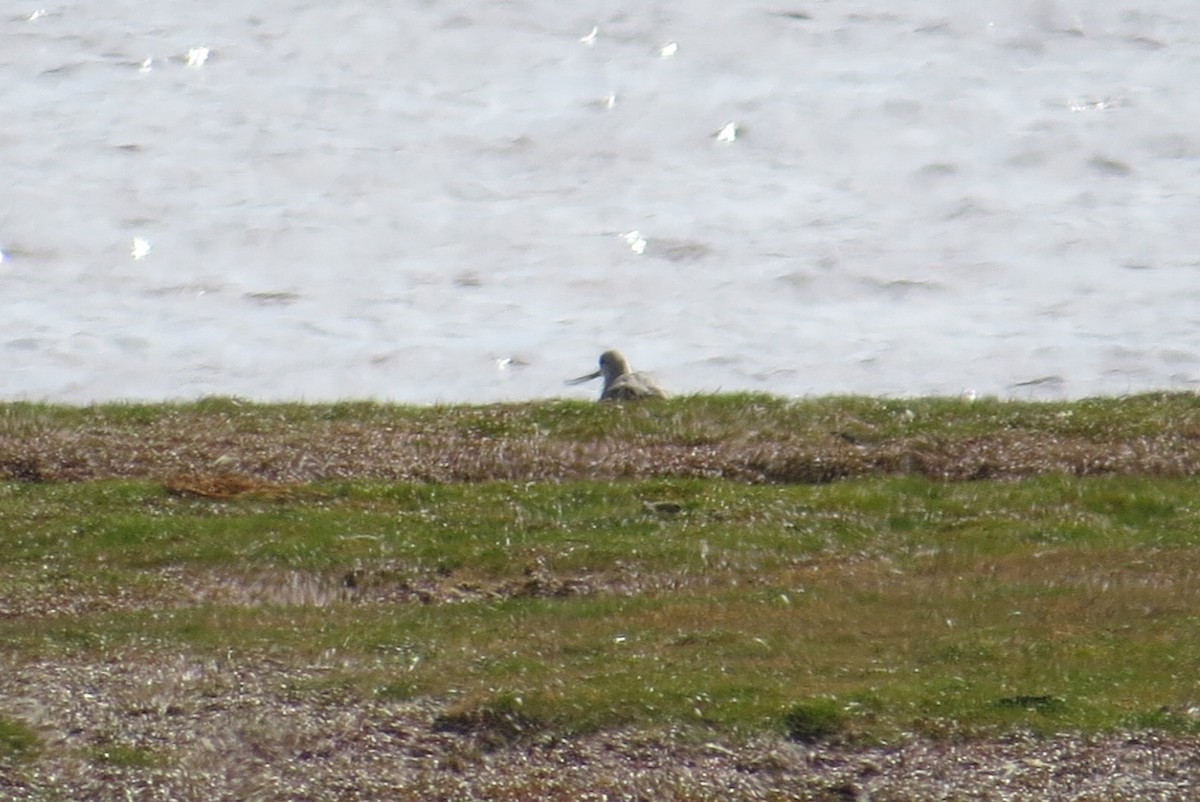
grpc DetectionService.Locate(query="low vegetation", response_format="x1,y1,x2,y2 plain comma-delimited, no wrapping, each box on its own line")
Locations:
1,393,1199,800
4,391,1200,484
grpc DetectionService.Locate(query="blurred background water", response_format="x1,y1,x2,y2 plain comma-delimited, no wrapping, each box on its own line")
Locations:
4,1,1200,403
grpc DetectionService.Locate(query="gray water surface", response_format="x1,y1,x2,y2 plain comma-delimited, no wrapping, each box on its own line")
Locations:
4,2,1200,403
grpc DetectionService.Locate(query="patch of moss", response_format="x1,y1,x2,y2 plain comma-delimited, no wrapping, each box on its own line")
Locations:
0,715,39,759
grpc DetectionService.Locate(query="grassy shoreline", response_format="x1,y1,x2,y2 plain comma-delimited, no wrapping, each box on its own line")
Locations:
3,394,1200,798
4,391,1200,484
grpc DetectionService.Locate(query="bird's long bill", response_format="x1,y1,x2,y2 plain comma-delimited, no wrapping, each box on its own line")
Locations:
565,370,602,386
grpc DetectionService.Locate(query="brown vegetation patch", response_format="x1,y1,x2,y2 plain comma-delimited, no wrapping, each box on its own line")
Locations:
4,413,1200,485
0,572,181,620
1,654,1197,801
0,456,45,483
431,697,547,751
184,561,682,610
744,431,1200,483
164,473,294,499
0,562,695,621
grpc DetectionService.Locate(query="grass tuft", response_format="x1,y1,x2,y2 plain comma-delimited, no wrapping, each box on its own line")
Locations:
0,715,39,760
782,699,851,743
433,692,547,750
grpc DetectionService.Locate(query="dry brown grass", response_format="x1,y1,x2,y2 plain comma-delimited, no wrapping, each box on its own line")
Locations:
2,653,1198,802
3,394,1200,486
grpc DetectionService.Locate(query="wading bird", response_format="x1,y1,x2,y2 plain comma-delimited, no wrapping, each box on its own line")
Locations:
567,350,668,401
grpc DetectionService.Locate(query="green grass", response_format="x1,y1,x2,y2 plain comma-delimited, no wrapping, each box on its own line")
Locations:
4,390,1200,441
4,459,1200,741
0,715,39,760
